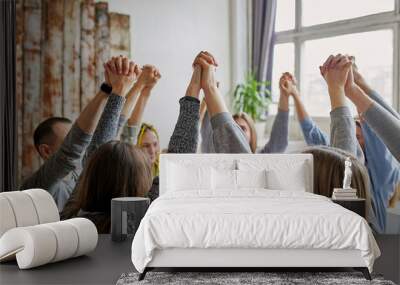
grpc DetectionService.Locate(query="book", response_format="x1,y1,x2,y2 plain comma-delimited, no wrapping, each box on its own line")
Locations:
333,188,357,193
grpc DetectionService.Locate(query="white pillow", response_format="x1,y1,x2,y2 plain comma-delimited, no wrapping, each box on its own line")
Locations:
236,169,267,189
212,168,237,190
167,162,212,191
266,162,307,191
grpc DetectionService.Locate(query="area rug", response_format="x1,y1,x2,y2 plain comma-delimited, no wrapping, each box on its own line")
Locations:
116,271,395,285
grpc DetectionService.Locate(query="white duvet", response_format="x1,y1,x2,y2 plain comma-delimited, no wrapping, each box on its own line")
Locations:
131,190,380,272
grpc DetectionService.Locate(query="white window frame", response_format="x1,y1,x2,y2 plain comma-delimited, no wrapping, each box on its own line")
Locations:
274,0,400,113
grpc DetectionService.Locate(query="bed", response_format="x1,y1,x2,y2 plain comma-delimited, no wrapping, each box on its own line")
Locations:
131,154,380,280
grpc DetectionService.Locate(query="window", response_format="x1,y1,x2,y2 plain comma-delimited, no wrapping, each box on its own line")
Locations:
272,0,400,116
302,0,395,27
271,43,295,102
275,0,295,32
303,30,393,116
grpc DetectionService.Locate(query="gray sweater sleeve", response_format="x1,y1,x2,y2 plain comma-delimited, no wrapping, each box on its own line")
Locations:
211,112,252,153
329,106,358,157
200,110,215,153
83,94,126,165
368,90,400,120
168,96,200,153
21,124,92,191
364,102,400,162
259,109,289,153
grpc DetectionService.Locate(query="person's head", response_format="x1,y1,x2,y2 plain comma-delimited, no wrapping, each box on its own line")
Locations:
137,123,160,165
355,119,365,151
232,112,257,153
77,141,152,213
301,146,370,199
33,117,72,160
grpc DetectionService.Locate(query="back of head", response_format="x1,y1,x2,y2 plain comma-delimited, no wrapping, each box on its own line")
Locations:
77,141,153,213
33,117,72,156
302,146,370,199
232,112,257,153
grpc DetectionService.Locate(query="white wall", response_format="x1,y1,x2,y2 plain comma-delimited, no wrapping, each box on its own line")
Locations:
103,0,234,148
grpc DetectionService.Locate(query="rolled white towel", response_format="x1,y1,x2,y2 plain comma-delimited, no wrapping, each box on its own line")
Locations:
0,189,59,238
0,218,98,269
1,191,40,227
24,189,60,224
0,196,17,237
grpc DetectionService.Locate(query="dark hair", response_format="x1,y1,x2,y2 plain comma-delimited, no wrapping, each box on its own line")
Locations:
33,117,72,149
77,141,153,213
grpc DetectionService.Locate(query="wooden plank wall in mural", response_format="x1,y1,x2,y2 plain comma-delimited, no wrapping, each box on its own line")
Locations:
95,2,110,88
15,0,131,185
109,13,131,57
63,0,81,121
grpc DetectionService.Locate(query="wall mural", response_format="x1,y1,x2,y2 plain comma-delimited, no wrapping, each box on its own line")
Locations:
16,0,131,184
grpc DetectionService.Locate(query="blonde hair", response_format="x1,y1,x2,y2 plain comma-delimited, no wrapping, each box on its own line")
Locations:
137,123,160,177
389,183,400,208
232,112,257,153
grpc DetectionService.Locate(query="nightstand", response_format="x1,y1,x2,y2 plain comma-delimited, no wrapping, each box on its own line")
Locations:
331,198,366,218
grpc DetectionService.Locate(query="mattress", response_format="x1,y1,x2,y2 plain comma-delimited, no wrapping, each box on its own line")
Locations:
131,190,380,273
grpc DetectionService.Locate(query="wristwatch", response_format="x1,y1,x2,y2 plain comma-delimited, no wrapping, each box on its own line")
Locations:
100,82,112,95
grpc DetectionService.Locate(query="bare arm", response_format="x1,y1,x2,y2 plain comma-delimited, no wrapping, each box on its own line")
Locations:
128,89,150,126
120,84,142,125
127,65,161,126
76,91,109,134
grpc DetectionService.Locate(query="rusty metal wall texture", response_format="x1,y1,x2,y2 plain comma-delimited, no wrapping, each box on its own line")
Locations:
22,0,43,180
16,0,130,184
95,2,110,89
16,0,24,184
63,0,81,121
42,0,64,118
80,0,96,109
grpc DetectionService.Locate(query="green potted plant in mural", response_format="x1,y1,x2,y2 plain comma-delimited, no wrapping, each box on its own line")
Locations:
233,73,272,135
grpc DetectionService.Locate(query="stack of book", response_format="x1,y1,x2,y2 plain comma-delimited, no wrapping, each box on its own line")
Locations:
332,188,358,200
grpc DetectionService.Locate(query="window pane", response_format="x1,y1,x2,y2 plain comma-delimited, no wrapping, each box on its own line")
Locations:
303,0,394,26
275,0,295,32
302,30,393,117
271,43,295,104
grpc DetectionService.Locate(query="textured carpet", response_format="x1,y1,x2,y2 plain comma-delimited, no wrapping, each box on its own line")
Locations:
116,271,396,285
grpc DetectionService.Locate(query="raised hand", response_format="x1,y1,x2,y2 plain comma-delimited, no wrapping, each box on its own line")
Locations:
320,54,352,109
136,65,162,92
193,51,218,92
185,64,202,99
191,51,228,116
104,55,140,96
320,54,352,91
279,72,299,97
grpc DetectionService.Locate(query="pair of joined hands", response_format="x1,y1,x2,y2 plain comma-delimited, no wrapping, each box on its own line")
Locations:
103,55,161,97
279,54,365,102
187,51,219,98
186,51,228,116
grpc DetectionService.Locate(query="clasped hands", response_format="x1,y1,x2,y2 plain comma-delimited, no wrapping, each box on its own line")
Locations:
104,55,161,97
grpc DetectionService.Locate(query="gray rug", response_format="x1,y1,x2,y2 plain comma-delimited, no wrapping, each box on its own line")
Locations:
116,272,396,285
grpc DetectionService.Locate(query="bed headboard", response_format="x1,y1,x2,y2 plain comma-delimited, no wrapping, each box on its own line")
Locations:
159,153,314,195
